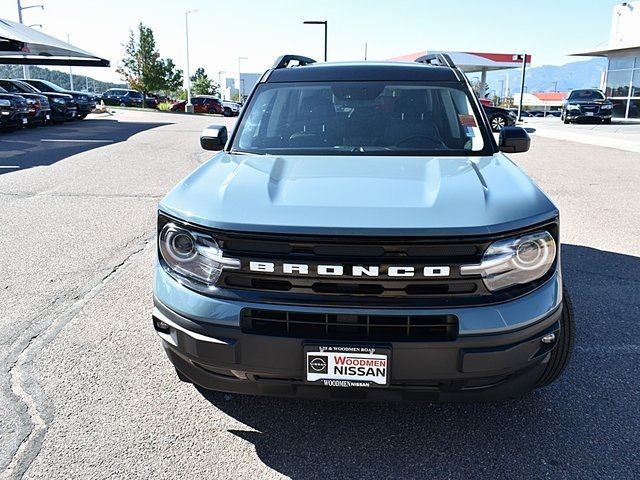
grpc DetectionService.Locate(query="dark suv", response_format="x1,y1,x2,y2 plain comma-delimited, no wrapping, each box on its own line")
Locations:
0,90,28,132
102,89,144,107
5,79,76,123
20,79,94,120
153,54,574,402
561,89,613,124
0,80,51,126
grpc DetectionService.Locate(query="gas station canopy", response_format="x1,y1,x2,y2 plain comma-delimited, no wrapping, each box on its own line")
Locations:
388,50,531,73
0,18,109,67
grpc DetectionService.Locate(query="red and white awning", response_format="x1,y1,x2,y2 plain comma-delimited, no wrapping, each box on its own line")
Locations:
388,50,531,72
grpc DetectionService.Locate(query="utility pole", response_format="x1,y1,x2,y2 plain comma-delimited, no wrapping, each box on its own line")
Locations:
16,0,44,79
218,71,226,100
238,57,247,101
184,10,197,113
67,35,74,90
364,42,368,61
517,54,528,122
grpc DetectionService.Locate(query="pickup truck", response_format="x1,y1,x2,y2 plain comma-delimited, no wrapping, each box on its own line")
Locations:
153,54,574,402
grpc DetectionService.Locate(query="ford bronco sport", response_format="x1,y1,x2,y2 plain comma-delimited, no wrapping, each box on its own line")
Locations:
153,54,574,401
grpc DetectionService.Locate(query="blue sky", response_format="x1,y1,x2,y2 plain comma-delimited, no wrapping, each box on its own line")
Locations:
0,0,623,83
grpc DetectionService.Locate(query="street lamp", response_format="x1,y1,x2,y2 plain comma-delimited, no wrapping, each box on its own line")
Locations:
303,20,328,61
185,10,197,113
16,1,44,78
218,71,226,100
238,57,247,102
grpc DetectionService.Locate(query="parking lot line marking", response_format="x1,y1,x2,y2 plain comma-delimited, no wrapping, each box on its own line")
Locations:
40,139,114,143
0,165,20,169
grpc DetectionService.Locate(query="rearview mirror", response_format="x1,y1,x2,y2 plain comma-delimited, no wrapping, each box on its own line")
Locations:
200,125,228,151
498,126,530,153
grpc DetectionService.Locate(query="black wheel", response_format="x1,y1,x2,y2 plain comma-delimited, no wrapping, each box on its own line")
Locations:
208,108,217,115
77,114,88,120
535,289,575,389
603,118,611,124
119,101,126,107
563,113,570,124
223,107,232,117
489,114,508,132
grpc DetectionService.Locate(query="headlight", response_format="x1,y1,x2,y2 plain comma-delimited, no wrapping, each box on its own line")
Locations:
601,104,612,110
460,231,556,291
566,104,581,111
158,223,240,291
52,98,66,104
26,98,36,105
0,99,11,107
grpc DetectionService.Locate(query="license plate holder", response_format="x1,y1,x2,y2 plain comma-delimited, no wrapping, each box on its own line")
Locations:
585,112,594,116
21,117,27,124
304,344,390,387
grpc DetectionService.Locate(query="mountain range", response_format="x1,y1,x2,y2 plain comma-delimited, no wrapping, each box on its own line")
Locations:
486,57,607,95
0,65,125,92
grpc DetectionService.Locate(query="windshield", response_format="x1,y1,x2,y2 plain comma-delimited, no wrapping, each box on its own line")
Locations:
568,90,605,101
128,91,143,98
232,81,488,156
0,81,20,93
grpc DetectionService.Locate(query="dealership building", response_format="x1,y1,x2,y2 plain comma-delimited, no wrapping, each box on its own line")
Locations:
572,1,640,118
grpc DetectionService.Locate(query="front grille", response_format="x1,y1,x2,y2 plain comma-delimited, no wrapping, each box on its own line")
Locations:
580,105,600,114
158,214,559,307
242,308,458,341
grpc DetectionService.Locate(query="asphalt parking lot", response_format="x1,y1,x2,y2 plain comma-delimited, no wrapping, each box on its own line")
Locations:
1,110,639,479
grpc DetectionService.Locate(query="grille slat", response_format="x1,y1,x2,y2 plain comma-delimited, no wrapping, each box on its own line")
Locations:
242,309,458,341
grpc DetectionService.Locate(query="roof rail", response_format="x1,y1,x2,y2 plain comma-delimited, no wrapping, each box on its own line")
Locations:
272,54,317,70
414,53,457,69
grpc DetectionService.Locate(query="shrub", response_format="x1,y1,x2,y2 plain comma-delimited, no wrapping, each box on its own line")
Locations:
158,102,173,111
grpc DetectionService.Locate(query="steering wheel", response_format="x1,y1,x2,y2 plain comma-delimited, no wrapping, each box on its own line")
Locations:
394,134,446,148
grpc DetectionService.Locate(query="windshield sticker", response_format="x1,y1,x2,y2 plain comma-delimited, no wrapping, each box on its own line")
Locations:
458,114,477,127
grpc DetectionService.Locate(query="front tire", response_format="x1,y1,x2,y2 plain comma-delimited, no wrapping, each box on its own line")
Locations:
223,107,232,117
603,118,611,124
535,289,575,389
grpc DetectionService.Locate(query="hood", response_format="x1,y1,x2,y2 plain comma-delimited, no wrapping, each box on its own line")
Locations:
159,153,557,236
566,99,610,105
41,92,73,99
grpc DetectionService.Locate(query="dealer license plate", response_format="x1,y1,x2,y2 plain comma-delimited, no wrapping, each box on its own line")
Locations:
45,114,50,120
21,118,27,124
585,112,594,116
304,345,390,387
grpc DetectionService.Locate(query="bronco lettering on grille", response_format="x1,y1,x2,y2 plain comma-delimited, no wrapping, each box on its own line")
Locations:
248,262,451,278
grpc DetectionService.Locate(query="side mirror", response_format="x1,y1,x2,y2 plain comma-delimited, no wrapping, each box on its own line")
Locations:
499,126,530,153
200,125,228,151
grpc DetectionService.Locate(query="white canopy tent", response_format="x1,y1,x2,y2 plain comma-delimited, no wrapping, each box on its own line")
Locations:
0,18,109,67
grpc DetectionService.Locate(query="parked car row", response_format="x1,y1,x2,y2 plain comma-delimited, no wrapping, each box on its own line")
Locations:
0,78,97,133
169,95,242,116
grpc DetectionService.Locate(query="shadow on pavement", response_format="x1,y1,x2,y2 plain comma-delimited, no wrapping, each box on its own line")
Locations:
0,117,172,175
198,244,640,479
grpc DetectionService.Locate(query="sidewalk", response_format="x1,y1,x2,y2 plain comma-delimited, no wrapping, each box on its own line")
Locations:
520,117,640,153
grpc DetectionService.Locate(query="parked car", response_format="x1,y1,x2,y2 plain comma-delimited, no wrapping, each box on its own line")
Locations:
0,79,51,127
19,79,95,120
171,96,224,114
561,89,613,124
478,97,493,107
101,88,144,107
483,105,516,132
0,90,28,132
2,79,75,123
221,100,241,116
153,53,573,402
144,94,159,109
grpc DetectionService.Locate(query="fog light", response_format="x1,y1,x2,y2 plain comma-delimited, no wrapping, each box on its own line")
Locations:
154,318,171,333
541,333,556,344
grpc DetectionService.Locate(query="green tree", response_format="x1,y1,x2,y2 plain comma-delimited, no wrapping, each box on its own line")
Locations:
117,23,184,104
190,67,219,96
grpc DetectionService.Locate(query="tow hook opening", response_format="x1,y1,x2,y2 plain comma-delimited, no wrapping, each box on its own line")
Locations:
541,333,556,344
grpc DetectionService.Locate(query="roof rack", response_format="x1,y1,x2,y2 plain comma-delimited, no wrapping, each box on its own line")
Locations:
414,53,457,69
272,54,317,70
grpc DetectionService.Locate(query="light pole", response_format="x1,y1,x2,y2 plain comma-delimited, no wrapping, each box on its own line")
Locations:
16,0,44,79
238,57,247,102
184,10,197,113
303,20,327,61
218,71,226,100
67,35,74,90
553,81,558,92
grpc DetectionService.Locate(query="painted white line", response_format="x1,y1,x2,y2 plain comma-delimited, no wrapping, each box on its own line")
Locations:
0,165,20,169
40,139,114,143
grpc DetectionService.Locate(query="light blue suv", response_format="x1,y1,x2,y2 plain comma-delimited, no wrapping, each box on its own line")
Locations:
153,54,574,401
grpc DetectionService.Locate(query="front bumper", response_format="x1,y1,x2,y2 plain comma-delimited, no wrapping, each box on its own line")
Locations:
153,265,563,401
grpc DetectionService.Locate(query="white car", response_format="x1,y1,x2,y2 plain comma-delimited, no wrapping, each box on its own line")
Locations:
221,100,241,117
